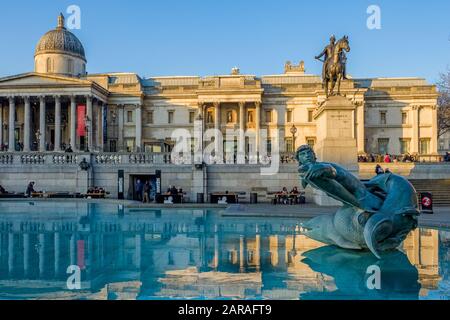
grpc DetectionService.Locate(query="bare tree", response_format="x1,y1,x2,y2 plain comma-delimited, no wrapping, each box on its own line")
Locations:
437,69,450,138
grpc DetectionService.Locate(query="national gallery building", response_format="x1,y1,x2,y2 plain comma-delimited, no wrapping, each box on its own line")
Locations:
0,14,439,158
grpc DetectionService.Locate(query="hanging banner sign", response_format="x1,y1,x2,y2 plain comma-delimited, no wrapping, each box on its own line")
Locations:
77,105,86,137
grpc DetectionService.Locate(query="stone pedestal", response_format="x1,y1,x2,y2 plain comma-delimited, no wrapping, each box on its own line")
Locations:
313,95,358,206
191,164,207,202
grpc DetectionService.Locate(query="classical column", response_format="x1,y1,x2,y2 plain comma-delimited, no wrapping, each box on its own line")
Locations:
23,96,31,152
0,101,3,149
8,233,14,274
135,104,142,152
356,102,365,153
70,233,77,266
239,235,247,273
101,104,107,151
255,102,261,155
39,96,46,152
277,235,286,269
95,100,103,151
213,224,220,270
70,96,77,151
431,105,438,154
54,232,61,276
255,232,261,272
86,96,93,152
135,234,142,270
23,233,30,277
8,96,15,152
38,233,45,277
213,102,222,161
54,95,61,151
118,104,124,152
239,102,245,162
411,105,420,153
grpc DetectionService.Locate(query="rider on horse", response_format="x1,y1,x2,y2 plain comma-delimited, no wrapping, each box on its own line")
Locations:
315,35,336,80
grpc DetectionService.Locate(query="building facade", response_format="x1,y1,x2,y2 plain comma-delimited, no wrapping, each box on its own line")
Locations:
0,14,440,159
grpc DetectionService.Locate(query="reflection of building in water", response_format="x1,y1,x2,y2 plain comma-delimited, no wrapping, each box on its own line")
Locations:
0,205,445,299
403,229,441,296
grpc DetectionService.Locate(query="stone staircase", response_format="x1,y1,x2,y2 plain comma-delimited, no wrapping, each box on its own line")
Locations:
409,179,450,206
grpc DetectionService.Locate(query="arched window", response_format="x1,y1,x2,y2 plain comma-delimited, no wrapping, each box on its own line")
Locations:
46,57,52,73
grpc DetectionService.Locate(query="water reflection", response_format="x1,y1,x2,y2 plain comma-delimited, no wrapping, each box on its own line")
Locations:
300,247,420,299
0,202,448,300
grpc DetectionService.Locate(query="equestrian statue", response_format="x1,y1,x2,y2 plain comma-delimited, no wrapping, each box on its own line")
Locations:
315,35,350,97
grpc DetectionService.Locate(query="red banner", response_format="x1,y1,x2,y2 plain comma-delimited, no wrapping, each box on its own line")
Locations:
77,105,86,137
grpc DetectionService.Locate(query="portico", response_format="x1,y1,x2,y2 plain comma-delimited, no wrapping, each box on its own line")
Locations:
0,73,108,152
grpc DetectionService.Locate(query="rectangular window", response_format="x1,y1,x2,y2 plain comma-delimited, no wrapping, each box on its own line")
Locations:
380,111,387,125
420,138,431,155
308,110,314,123
226,110,233,123
266,138,272,153
109,140,117,152
306,138,315,150
125,139,134,152
189,111,195,124
265,110,272,123
127,110,133,123
247,110,254,123
207,110,213,124
168,111,174,124
399,139,410,154
147,111,153,124
287,110,293,123
285,137,293,153
401,112,408,125
378,138,389,154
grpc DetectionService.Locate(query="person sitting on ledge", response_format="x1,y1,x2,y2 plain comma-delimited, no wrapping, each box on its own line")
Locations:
375,164,384,175
444,152,450,162
170,185,178,195
26,182,35,197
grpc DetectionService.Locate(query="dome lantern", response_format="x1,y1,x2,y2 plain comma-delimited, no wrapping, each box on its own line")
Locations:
34,14,87,77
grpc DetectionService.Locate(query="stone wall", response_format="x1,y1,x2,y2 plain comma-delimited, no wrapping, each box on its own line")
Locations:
1,157,450,202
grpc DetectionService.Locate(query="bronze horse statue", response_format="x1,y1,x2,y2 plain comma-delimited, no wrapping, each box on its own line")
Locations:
324,36,350,97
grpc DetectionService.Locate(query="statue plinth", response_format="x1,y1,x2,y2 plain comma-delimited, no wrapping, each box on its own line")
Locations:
313,95,358,206
313,95,358,168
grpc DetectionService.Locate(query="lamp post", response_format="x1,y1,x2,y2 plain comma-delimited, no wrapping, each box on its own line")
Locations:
290,124,297,153
85,116,91,152
195,112,204,164
111,111,117,152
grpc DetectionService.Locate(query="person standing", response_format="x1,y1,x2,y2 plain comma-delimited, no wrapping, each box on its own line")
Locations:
143,181,151,203
135,179,143,201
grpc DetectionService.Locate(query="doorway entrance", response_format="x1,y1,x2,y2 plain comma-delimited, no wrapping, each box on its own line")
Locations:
130,174,156,201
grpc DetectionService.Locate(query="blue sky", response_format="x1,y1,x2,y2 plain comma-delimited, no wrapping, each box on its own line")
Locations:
0,0,449,82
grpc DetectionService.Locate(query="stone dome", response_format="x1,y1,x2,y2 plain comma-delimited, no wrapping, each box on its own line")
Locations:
34,14,86,61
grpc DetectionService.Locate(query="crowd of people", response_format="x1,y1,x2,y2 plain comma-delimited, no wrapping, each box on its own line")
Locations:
276,186,304,205
0,142,74,152
358,153,416,163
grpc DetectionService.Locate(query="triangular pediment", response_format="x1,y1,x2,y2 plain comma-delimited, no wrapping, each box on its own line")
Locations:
0,72,92,87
